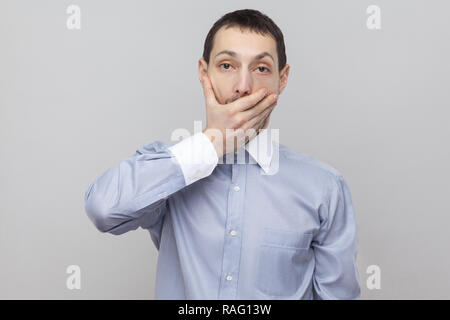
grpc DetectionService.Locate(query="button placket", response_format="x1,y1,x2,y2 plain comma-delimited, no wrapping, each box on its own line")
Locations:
218,163,246,299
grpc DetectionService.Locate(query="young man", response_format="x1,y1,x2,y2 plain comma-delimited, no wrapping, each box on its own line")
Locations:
84,9,361,299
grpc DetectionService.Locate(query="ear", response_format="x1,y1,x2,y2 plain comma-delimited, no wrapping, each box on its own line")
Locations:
278,64,290,95
198,58,209,82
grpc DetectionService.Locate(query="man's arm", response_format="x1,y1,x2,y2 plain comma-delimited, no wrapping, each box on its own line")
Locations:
311,174,361,299
84,74,277,236
83,131,218,235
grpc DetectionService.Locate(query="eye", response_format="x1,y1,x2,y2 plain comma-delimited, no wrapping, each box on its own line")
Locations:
257,66,270,73
219,63,233,70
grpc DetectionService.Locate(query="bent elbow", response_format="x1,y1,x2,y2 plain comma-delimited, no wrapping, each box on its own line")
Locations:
84,184,115,233
84,199,111,233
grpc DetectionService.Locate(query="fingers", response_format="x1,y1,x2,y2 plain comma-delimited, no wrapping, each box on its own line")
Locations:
200,74,218,107
257,107,272,129
240,93,277,123
232,87,269,112
242,110,270,145
242,101,276,132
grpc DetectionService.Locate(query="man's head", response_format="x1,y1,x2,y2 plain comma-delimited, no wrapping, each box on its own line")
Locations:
198,9,289,129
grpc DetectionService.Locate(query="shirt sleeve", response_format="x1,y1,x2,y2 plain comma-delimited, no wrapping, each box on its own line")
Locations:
168,131,219,185
311,174,361,299
83,132,218,236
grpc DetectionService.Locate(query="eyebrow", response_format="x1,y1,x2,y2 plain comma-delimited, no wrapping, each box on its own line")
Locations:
214,50,275,64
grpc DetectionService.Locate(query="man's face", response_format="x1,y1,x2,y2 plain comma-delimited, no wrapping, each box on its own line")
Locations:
199,26,289,128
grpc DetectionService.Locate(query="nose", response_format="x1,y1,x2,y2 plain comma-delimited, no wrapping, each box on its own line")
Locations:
233,69,252,97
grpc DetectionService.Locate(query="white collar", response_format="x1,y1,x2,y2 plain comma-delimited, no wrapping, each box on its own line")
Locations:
243,124,274,174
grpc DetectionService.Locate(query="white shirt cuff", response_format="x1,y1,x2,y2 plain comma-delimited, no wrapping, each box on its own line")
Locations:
168,132,219,186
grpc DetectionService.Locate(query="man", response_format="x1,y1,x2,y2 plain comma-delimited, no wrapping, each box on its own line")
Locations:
84,9,361,299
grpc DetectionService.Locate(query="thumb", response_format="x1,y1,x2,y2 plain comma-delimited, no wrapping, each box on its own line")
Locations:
201,74,218,107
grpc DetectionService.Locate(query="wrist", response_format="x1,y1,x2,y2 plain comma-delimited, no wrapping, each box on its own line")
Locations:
202,128,224,158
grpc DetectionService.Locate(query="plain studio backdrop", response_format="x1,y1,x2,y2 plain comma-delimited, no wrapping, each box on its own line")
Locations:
1,0,449,299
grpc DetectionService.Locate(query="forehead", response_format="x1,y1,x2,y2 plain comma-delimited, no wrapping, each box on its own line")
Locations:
211,26,277,61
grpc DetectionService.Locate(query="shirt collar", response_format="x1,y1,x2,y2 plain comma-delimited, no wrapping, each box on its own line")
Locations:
243,124,274,174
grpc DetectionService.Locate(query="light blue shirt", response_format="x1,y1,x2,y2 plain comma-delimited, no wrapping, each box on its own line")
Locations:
84,126,361,299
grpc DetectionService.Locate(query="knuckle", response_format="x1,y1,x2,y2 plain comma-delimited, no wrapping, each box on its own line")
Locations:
249,95,259,105
234,114,245,126
226,108,236,118
236,100,246,110
266,96,276,105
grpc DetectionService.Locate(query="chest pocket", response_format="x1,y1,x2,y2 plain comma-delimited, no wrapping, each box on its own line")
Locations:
255,227,313,298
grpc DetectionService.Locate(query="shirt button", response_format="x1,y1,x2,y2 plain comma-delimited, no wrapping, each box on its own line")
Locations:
233,185,240,192
226,275,233,281
230,230,237,236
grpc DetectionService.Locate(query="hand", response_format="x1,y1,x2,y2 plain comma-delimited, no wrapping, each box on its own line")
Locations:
200,73,278,158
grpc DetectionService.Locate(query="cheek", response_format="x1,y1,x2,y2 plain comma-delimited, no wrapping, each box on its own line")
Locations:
210,78,230,104
256,84,277,96
254,76,278,91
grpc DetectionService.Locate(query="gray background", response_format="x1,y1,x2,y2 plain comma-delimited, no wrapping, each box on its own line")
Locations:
1,0,449,299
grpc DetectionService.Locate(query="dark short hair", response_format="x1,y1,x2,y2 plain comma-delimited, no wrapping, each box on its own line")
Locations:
202,9,287,72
